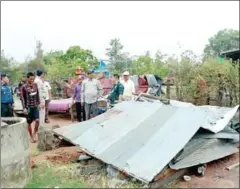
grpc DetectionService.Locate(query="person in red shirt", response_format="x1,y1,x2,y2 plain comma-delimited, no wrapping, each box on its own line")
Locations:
20,72,41,143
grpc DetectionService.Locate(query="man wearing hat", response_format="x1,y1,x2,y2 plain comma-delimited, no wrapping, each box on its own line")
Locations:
1,73,14,117
81,70,103,120
121,71,135,100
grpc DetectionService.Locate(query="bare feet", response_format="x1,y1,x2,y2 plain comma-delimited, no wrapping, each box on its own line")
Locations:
30,138,35,143
45,119,50,123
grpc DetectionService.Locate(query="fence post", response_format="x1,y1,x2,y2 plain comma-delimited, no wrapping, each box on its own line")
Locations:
166,79,171,99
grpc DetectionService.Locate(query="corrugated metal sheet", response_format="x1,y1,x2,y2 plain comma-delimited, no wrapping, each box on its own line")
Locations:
169,100,239,133
53,101,207,183
195,127,239,140
169,137,239,170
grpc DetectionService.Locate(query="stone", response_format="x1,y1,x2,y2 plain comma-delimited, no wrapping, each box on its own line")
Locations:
197,164,207,177
37,128,61,151
1,121,8,127
52,125,60,130
183,175,191,182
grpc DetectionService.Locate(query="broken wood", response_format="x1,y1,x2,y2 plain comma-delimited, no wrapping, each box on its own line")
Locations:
133,93,170,104
150,168,188,188
226,162,240,171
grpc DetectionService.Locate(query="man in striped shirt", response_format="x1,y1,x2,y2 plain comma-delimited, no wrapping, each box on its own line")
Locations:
20,72,40,143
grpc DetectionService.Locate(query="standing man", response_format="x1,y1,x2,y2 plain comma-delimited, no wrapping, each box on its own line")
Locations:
20,72,40,143
34,70,46,128
73,75,86,122
81,70,103,120
107,74,124,105
43,78,52,123
121,71,135,100
1,73,14,117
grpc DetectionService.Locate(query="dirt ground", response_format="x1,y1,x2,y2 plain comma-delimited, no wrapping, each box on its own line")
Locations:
175,153,239,188
31,113,239,188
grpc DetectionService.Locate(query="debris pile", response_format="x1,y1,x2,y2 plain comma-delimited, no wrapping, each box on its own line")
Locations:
53,97,239,187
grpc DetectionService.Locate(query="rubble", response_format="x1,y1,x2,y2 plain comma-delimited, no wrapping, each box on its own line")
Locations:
1,121,8,127
76,159,104,175
37,127,61,151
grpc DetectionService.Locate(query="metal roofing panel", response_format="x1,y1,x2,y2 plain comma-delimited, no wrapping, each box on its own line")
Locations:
169,138,239,170
53,101,207,183
168,100,239,133
195,127,239,140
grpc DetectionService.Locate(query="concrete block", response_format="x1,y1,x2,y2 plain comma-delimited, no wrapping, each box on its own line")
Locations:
1,117,32,188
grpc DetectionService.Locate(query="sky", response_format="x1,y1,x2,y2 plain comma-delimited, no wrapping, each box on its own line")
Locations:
1,1,239,62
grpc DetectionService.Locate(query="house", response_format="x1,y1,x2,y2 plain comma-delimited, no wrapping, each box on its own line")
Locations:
220,49,240,62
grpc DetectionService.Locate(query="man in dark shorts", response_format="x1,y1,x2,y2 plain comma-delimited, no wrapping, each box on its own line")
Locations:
20,72,40,143
107,74,124,105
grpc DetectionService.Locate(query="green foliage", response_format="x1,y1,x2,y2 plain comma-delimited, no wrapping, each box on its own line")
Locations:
0,50,23,84
166,56,239,106
24,162,85,188
106,38,129,73
153,51,169,78
204,29,240,56
44,46,98,80
2,28,239,106
132,52,153,75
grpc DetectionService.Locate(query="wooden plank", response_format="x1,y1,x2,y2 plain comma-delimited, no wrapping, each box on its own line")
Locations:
226,162,240,171
149,168,188,188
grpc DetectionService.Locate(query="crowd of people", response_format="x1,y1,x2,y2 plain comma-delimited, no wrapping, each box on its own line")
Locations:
1,68,136,143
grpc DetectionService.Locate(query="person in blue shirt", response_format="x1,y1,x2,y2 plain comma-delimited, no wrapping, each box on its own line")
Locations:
1,73,14,117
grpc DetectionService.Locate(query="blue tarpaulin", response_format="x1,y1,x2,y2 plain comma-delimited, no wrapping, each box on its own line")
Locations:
93,61,110,77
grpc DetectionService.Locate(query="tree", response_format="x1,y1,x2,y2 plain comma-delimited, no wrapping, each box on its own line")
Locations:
62,46,98,70
26,40,45,72
44,46,98,80
0,50,23,84
204,29,240,57
181,50,198,63
106,38,127,73
132,51,153,75
153,50,168,77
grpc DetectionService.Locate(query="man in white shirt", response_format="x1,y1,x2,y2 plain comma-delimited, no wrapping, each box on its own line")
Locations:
34,70,46,128
44,80,52,123
120,71,135,100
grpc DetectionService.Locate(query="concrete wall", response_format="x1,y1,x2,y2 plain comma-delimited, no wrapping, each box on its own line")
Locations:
1,117,32,188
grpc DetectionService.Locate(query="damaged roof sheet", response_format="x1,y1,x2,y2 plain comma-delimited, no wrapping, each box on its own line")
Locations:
53,101,207,183
170,100,239,133
169,137,239,170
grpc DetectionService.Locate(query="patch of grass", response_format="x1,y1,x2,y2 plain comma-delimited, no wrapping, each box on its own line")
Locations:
24,162,85,188
31,146,40,156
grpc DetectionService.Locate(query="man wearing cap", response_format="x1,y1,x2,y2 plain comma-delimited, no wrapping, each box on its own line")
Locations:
81,70,103,120
34,70,46,128
121,71,135,100
1,73,14,117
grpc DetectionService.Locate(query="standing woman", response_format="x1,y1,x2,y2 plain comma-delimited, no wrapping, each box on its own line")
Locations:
72,75,86,122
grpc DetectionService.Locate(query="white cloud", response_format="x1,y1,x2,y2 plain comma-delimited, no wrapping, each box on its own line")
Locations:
1,1,239,62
